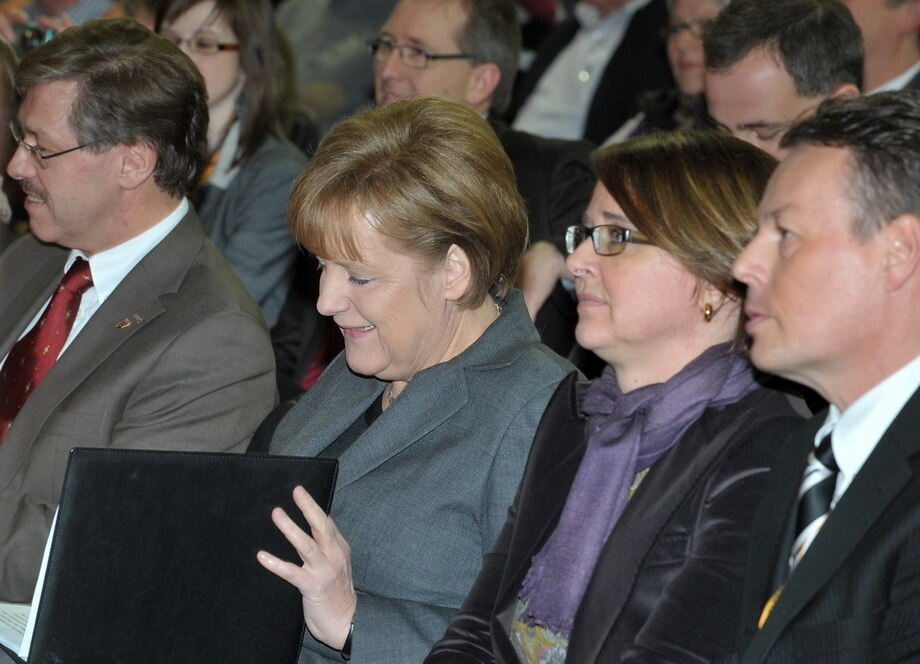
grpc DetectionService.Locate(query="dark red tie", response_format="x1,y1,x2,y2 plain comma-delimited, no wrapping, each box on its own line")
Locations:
0,258,93,442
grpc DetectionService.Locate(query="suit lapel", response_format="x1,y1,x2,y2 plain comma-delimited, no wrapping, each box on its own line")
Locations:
510,19,578,119
495,374,587,622
0,212,205,490
566,406,753,662
745,388,920,662
335,362,469,490
734,428,811,644
0,243,65,356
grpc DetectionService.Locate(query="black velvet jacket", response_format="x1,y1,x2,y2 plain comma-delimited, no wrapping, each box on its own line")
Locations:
426,372,803,663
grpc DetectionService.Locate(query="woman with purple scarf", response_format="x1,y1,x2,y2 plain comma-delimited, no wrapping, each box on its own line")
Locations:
426,131,804,664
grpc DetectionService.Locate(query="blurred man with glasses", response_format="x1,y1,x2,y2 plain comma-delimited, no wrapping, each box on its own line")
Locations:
0,18,275,604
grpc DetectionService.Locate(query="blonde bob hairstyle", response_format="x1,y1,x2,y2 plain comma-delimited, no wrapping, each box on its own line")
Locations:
287,96,528,308
596,130,776,301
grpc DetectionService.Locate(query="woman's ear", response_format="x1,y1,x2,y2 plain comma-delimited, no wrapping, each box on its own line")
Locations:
443,243,473,302
696,280,739,322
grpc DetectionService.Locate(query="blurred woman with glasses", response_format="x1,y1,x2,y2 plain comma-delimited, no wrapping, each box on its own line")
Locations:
426,131,804,663
606,0,729,143
159,0,305,326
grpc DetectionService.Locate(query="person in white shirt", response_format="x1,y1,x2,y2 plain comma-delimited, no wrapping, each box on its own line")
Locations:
840,0,920,92
726,90,920,663
508,0,673,143
0,17,276,604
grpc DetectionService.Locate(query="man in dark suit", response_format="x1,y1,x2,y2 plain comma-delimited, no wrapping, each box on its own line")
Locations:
703,0,863,159
840,0,920,92
0,19,276,602
508,0,673,145
728,91,920,662
273,0,596,399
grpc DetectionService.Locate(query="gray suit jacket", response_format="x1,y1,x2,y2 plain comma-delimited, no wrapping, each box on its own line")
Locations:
0,210,277,602
197,134,307,327
0,224,12,255
270,291,573,663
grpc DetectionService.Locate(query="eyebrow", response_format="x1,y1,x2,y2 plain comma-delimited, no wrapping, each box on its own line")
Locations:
16,118,46,143
378,29,431,49
736,121,787,133
759,203,791,224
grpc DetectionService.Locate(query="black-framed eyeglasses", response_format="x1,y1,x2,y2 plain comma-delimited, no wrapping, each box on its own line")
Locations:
164,33,240,55
368,37,475,69
661,17,711,40
9,121,92,168
565,224,654,256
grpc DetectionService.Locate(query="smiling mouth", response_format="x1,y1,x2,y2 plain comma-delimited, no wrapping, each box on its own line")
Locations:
339,324,376,339
21,183,46,204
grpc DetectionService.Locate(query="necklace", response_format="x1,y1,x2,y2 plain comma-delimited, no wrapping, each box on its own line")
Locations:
383,382,400,409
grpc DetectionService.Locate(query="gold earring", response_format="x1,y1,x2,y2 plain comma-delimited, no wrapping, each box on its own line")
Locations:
703,303,714,322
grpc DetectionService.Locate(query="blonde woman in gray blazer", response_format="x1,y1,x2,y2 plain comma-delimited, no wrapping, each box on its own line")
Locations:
256,98,574,663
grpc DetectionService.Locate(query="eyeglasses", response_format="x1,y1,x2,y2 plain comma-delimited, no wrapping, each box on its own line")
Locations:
165,33,240,55
368,37,475,69
661,18,711,40
565,224,654,256
10,121,92,168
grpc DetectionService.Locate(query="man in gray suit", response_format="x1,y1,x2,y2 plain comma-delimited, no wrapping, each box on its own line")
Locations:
0,18,276,603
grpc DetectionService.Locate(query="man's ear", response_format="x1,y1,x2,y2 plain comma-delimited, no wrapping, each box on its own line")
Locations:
116,141,158,191
882,213,920,291
465,62,501,113
443,243,473,302
828,82,860,99
900,0,920,35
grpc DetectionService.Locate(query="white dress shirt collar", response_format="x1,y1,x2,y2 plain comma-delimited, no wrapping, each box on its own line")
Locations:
815,353,920,503
869,59,920,94
66,197,189,306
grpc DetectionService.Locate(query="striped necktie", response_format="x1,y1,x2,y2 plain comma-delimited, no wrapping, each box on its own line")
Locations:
0,258,93,442
789,433,838,570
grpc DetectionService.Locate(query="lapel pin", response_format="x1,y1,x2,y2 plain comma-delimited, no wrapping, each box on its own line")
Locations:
115,319,132,329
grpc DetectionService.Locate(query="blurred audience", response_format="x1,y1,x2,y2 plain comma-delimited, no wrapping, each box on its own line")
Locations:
703,0,862,159
0,18,275,603
160,0,305,326
606,0,728,143
727,90,920,664
0,0,123,50
0,36,17,250
427,130,803,663
255,97,574,663
508,0,673,144
275,0,397,135
840,0,920,92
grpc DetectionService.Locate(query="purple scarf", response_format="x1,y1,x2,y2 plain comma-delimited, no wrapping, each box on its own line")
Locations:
519,343,757,633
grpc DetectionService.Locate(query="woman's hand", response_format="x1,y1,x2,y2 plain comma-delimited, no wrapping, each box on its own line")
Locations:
257,486,357,650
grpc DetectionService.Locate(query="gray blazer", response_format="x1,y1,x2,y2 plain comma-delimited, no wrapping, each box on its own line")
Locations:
270,291,573,663
0,211,278,602
197,134,307,327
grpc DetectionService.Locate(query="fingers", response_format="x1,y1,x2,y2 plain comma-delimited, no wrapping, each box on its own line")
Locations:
256,549,309,586
270,505,317,562
292,486,344,551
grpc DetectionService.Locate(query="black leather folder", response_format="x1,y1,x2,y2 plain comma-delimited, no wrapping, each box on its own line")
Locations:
24,447,337,664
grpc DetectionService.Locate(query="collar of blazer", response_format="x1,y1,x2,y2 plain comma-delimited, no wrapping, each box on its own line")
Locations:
742,385,920,663
494,372,587,615
0,211,207,489
271,289,543,490
567,401,759,663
